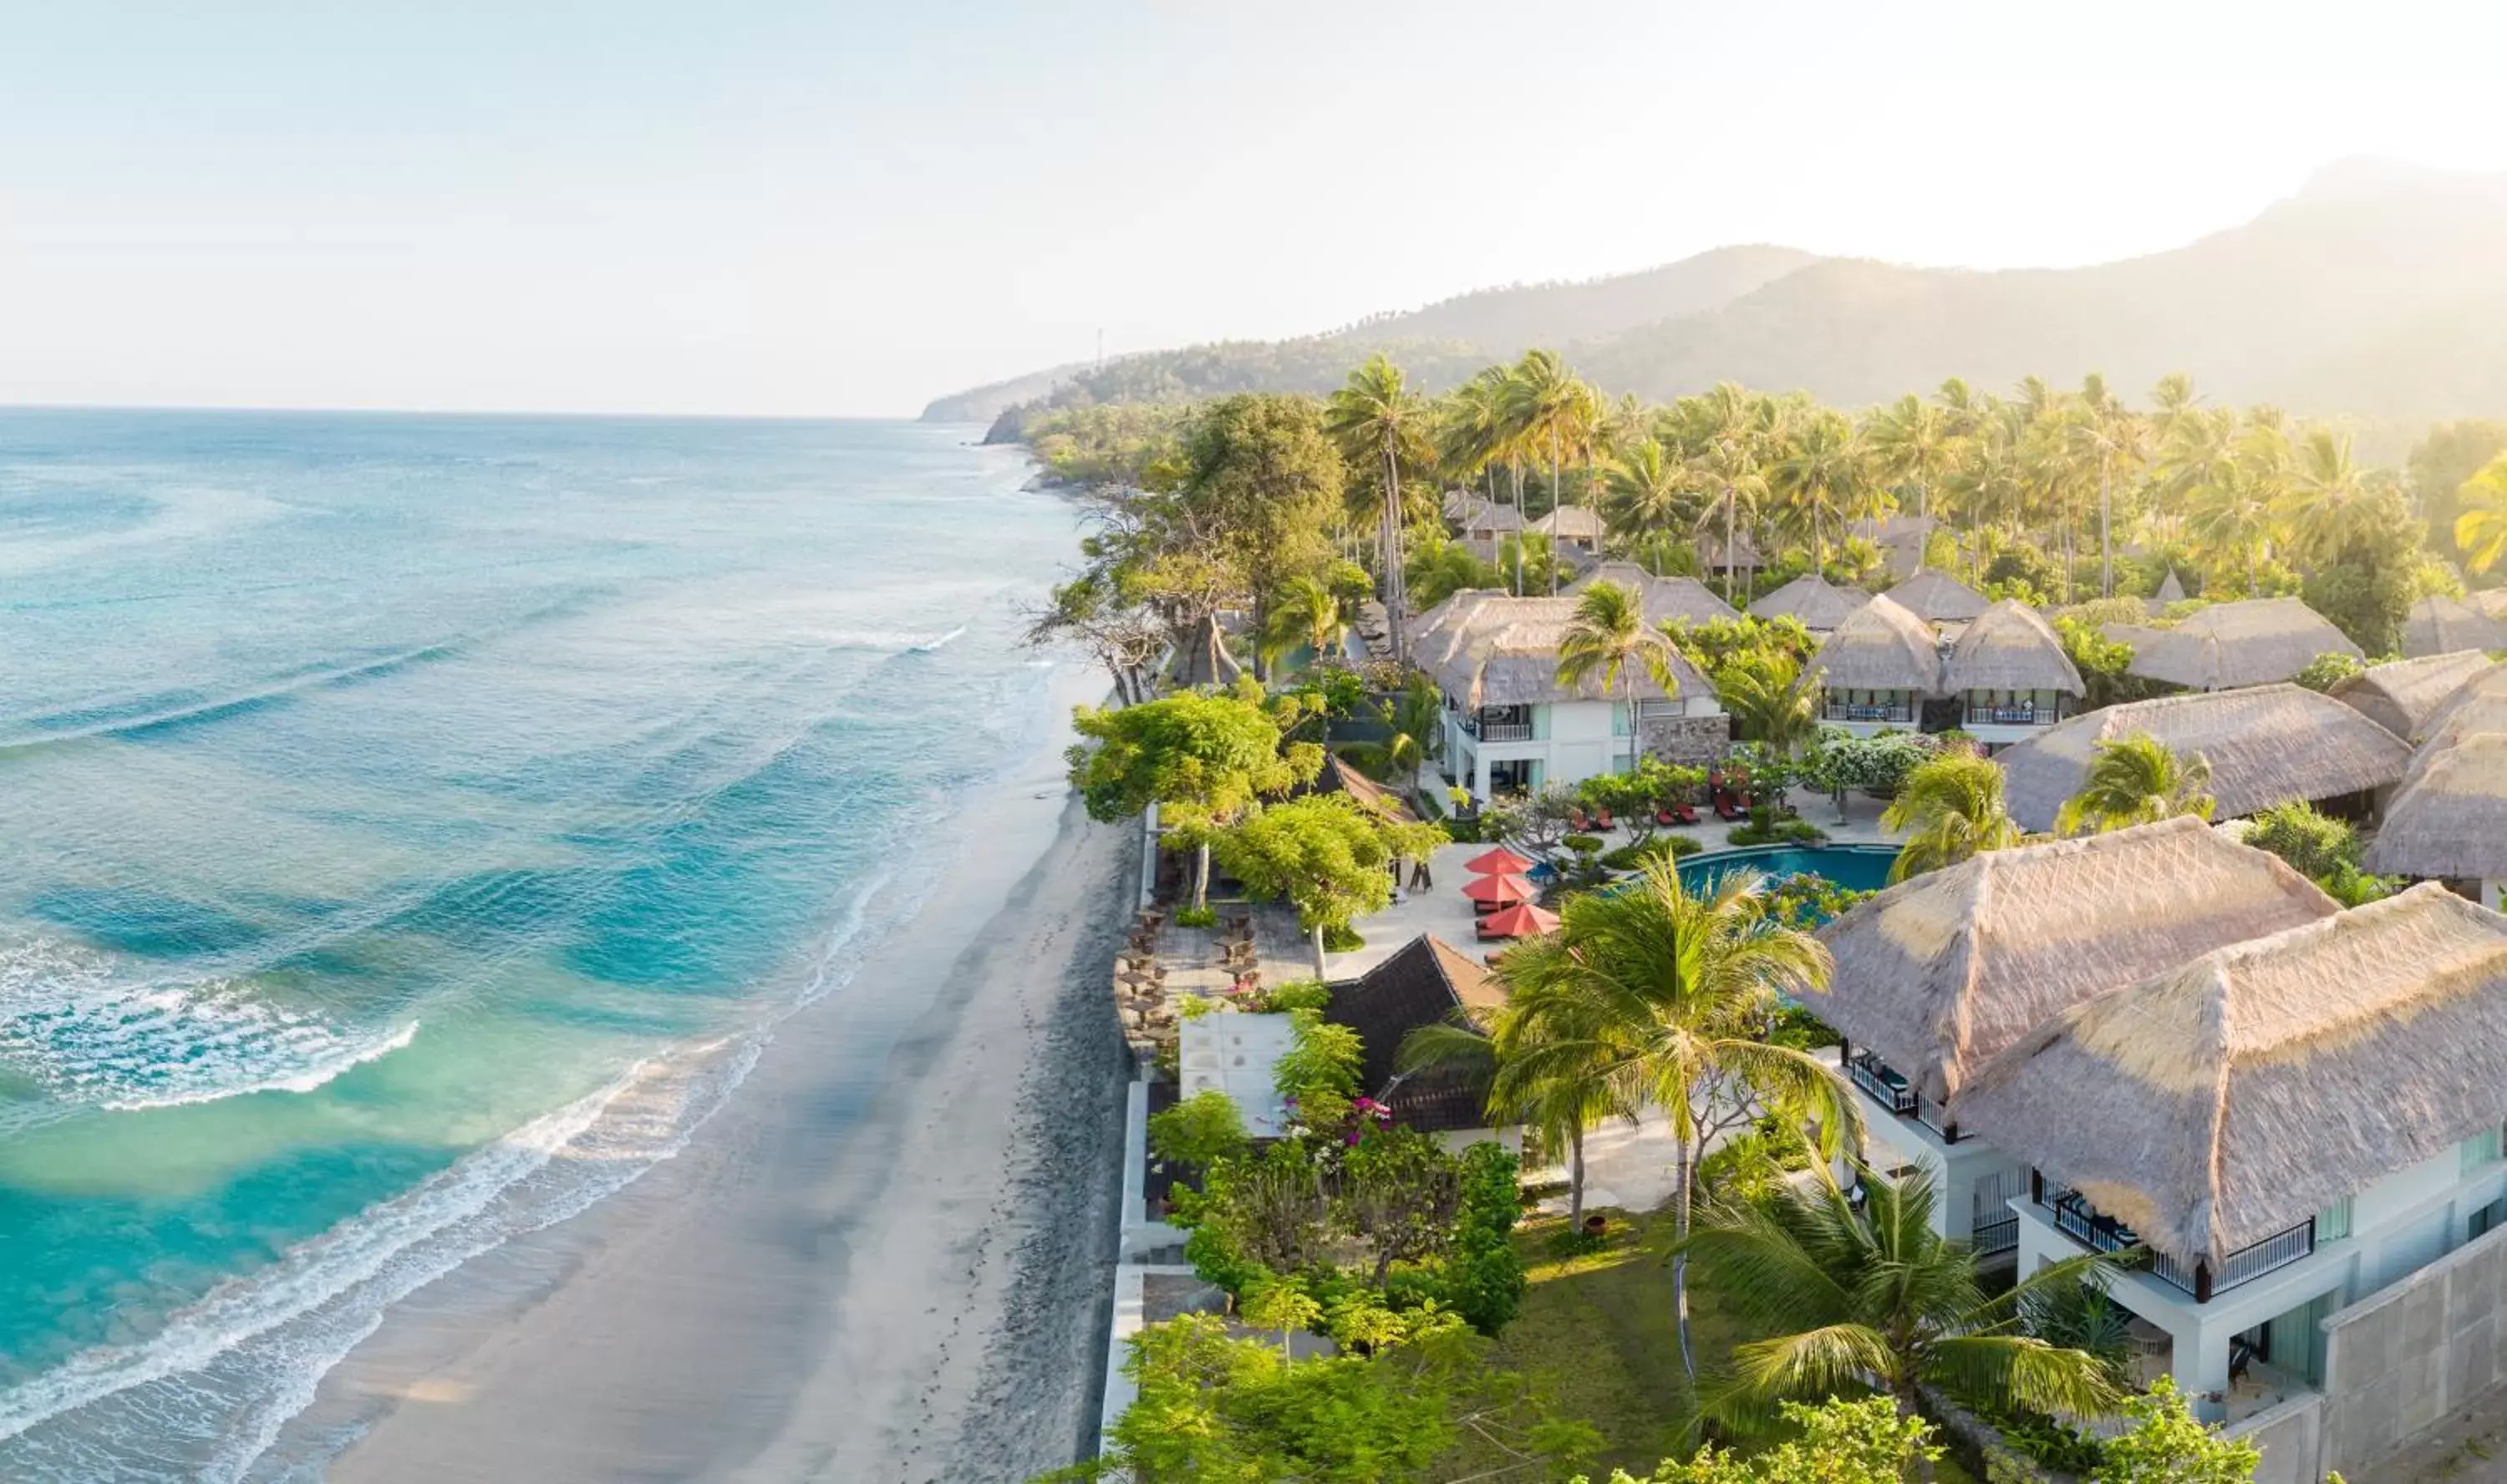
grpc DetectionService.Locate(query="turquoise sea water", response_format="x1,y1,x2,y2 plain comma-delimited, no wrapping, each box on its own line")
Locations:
0,410,1077,1478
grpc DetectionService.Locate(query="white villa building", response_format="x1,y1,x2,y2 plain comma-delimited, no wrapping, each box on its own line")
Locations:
1941,599,2087,748
1410,590,1724,800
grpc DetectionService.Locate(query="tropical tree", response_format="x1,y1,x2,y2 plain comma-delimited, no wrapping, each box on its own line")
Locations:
1674,382,1774,604
1604,438,1704,567
2278,428,2398,567
1715,652,1822,755
2056,734,2216,836
2067,374,2148,598
1605,1397,1942,1483
1681,1171,2120,1447
1864,393,1960,525
1767,407,1864,577
1325,355,1423,659
1213,793,1446,974
1257,573,1348,673
2452,452,2507,575
1069,683,1320,908
1556,581,1681,770
1502,349,1601,592
1379,672,1445,776
1406,536,1508,607
1879,751,2025,882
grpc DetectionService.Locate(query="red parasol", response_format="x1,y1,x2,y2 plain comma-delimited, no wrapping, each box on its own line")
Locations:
1459,872,1538,910
1476,901,1561,938
1461,846,1537,877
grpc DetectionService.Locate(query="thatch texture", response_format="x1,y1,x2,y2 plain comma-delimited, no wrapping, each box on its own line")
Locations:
2404,596,2507,658
1748,574,1869,631
1806,595,1944,694
1958,885,2507,1263
2108,597,2361,690
1454,501,1526,536
1701,531,1765,570
2417,661,2507,747
1943,601,2086,697
2365,734,2507,881
1166,613,1242,689
1409,591,1712,709
2328,651,2494,741
1997,684,2413,831
1810,819,2337,1105
1529,506,1606,541
2154,569,2187,603
1572,562,1741,625
1884,568,1990,625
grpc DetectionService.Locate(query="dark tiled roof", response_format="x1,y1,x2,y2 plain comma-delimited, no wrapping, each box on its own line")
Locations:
1325,935,1506,1134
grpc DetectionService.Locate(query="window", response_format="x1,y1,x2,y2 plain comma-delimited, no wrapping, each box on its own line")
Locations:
2316,1197,2353,1243
2472,1195,2507,1243
2465,1125,2504,1174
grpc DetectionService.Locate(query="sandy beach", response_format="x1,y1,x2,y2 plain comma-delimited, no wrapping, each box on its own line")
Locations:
307,732,1137,1482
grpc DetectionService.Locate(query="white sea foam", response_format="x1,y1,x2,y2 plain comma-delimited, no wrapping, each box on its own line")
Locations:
818,626,965,653
0,935,416,1110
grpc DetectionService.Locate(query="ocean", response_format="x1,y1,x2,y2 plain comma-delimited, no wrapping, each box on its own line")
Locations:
0,409,1081,1479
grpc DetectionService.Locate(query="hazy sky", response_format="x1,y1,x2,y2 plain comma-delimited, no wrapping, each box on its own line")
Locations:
5,0,2505,418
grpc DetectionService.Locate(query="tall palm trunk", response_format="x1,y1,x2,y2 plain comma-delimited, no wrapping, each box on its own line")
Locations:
1674,1133,1698,1379
1308,922,1328,978
2098,454,2113,598
1193,841,1212,912
1726,490,1739,605
1511,462,1526,596
1567,1124,1586,1223
1380,437,1407,662
1548,429,1563,595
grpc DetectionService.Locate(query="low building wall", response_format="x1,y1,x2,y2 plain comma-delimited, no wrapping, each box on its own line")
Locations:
2317,1219,2507,1477
2224,1391,2323,1484
1639,714,1733,768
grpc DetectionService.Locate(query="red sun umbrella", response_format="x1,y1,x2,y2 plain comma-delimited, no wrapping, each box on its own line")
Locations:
1462,846,1536,877
1459,872,1538,910
1476,901,1561,939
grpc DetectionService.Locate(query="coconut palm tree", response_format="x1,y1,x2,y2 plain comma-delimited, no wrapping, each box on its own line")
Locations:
2067,374,2148,599
1879,751,2025,882
1768,407,1863,579
2454,453,2507,575
2278,427,2398,565
2056,733,2216,836
1602,438,1703,568
1674,383,1773,604
2184,460,2280,595
1378,672,1444,776
1683,1170,2119,1451
1864,393,1960,525
1556,581,1681,769
1325,355,1424,661
1256,574,1346,673
1501,350,1599,593
1716,652,1822,755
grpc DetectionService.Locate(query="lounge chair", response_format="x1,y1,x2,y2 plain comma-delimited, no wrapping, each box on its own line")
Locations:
1714,795,1743,821
1595,807,1615,830
1568,808,1592,831
1673,801,1700,826
1654,807,1678,827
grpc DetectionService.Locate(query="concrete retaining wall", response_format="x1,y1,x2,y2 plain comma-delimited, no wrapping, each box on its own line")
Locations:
2225,1392,2323,1484
2317,1219,2507,1477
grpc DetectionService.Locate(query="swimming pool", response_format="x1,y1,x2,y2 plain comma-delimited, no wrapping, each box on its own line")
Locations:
1676,841,1899,897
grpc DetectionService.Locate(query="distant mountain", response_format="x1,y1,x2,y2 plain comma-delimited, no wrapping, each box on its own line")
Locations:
929,161,2507,429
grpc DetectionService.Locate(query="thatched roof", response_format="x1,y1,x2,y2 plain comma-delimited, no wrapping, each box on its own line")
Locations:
2365,733,2507,881
1884,568,1989,625
1572,562,1741,625
1943,601,2086,697
1326,934,1505,1133
2417,661,2507,747
1529,506,1606,541
2154,568,2187,603
1165,613,1242,689
2107,597,2361,690
1958,884,2507,1263
1409,591,1712,709
1701,531,1766,570
1453,500,1526,536
2403,595,2507,658
1748,574,1869,631
1312,754,1420,824
1997,684,2415,832
1811,818,2337,1105
1806,595,1944,694
2328,651,2494,741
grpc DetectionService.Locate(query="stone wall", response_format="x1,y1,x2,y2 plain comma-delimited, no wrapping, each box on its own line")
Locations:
1640,714,1734,768
2317,1220,2507,1477
2224,1392,2323,1484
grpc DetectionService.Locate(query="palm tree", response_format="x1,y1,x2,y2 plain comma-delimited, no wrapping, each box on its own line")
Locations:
2067,374,2148,599
1556,580,1681,767
2184,460,2280,595
1602,438,1702,568
1256,574,1346,673
1502,350,1599,593
1325,355,1422,661
1683,1170,2119,1451
1406,537,1506,607
2056,733,2216,836
1379,672,1444,777
1879,751,2025,882
1864,393,1960,525
1716,653,1822,755
1768,408,1863,578
2278,427,2397,565
2455,453,2507,575
1676,383,1772,604
1467,861,1858,1375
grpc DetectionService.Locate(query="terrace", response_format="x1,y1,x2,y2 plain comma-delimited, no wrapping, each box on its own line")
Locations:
2036,1179,2316,1302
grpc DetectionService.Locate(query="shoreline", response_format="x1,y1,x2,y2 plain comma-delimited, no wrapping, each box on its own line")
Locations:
289,678,1137,1482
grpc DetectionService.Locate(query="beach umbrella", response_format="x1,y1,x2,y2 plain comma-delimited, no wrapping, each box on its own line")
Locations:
1477,901,1560,938
1462,846,1537,876
1459,873,1538,910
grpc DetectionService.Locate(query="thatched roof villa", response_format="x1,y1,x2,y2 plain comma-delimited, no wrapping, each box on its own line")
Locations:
2403,594,2507,658
1698,530,1765,574
2108,597,2362,691
2327,651,2495,741
1996,684,2413,833
1570,561,1740,625
1806,594,1942,731
1410,592,1711,710
1942,600,2085,741
1884,567,1990,626
2154,568,2187,603
2417,659,2507,745
1747,573,1869,632
1528,506,1606,547
2365,734,2507,890
1324,934,1508,1141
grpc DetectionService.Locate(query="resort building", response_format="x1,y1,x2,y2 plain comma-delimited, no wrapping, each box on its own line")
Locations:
2107,597,2362,691
1323,933,1517,1152
2325,650,2494,742
2403,592,2507,658
1808,819,2340,1260
1452,498,1526,556
1569,562,1739,625
1411,591,1723,799
1746,573,1869,633
1997,684,2413,834
1959,885,2507,1470
1803,594,1942,735
1698,531,1765,585
1527,505,1605,556
1940,600,2086,747
2367,663,2507,911
1881,567,1988,628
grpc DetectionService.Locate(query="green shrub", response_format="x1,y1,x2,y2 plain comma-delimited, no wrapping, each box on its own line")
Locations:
1766,1002,1839,1049
1600,834,1703,870
1441,1143,1527,1334
1149,1090,1251,1171
1560,833,1603,856
1322,922,1365,953
2294,651,2366,692
1727,816,1827,847
1172,904,1219,928
1257,978,1331,1013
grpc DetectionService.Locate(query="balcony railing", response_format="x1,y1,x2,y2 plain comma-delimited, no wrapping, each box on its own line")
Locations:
1847,1052,1918,1116
2042,1185,2316,1302
1966,704,2052,727
1972,1213,2019,1258
1480,722,1534,742
1824,702,1913,724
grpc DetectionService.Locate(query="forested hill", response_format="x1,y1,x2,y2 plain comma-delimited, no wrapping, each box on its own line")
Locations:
926,161,2507,432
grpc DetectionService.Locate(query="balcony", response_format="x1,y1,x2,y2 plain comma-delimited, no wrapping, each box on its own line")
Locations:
1480,721,1534,742
1847,1052,1916,1116
1823,701,1913,724
1461,709,1534,742
1966,704,2052,727
2041,1185,2316,1302
1972,1212,2019,1258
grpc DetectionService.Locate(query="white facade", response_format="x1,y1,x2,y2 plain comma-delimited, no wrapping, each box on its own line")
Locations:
1443,692,1724,800
1843,1060,2031,1265
1818,688,1922,738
